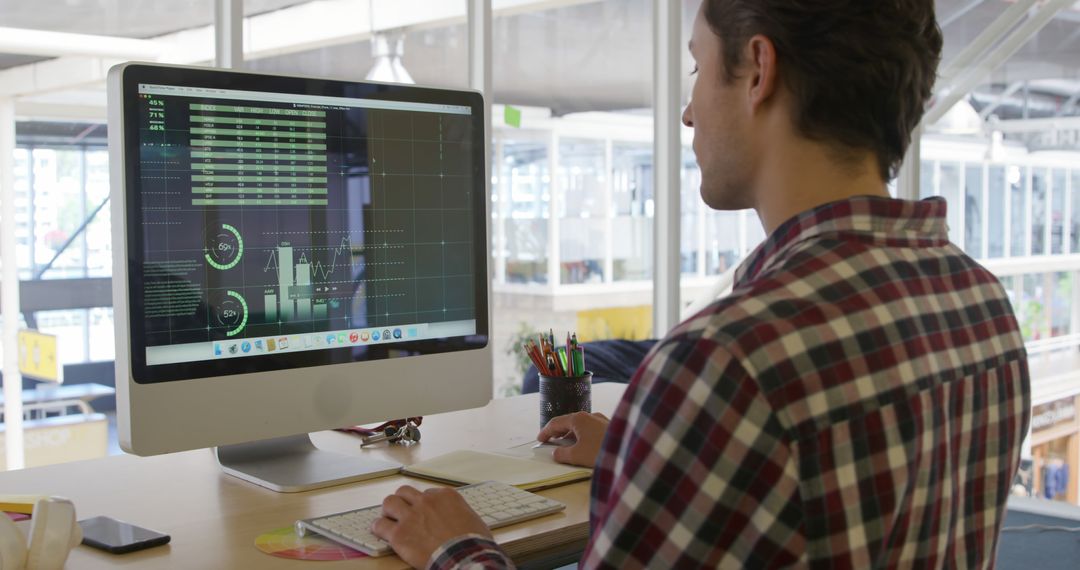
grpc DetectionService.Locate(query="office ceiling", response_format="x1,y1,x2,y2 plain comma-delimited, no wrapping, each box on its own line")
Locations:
249,0,1080,117
0,0,1078,118
0,0,311,75
0,0,311,36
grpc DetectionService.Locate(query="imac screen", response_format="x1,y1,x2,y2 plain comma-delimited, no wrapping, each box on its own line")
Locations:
120,68,488,383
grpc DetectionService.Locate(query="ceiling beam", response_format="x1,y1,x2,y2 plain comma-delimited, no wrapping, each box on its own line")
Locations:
0,26,163,60
991,115,1080,133
978,81,1025,120
937,0,1038,83
0,278,113,314
13,101,106,122
0,56,122,99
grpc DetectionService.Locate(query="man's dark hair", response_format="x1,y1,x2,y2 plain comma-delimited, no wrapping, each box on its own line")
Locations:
704,0,943,180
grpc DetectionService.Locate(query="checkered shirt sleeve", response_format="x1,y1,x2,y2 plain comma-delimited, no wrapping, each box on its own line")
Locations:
428,534,513,569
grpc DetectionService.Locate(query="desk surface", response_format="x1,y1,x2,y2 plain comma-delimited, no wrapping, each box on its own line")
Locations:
0,383,626,569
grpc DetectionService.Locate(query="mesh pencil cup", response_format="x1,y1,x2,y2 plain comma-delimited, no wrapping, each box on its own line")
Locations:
538,372,593,428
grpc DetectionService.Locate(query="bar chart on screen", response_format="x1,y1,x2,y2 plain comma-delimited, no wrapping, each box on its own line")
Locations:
261,237,358,324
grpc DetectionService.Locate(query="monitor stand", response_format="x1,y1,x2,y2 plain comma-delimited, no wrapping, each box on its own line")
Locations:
215,434,401,493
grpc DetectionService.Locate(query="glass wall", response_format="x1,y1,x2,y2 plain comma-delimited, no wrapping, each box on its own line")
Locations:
487,0,656,396
964,164,984,257
17,146,112,280
0,0,224,468
919,156,1080,262
988,165,1007,258
9,145,114,368
558,138,608,285
498,137,550,285
611,142,654,283
4,0,1080,489
677,0,761,321
933,0,1080,507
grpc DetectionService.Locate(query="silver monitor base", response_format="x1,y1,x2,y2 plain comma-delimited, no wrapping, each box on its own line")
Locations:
215,434,401,493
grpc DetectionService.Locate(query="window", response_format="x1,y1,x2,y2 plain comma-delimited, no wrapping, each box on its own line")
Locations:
499,138,549,285
32,148,86,278
940,163,963,245
559,139,609,285
965,164,984,257
1031,168,1048,256
13,145,109,282
987,166,1006,258
920,160,936,199
1009,166,1026,257
1073,170,1080,254
85,150,111,276
611,142,653,283
681,149,701,276
12,148,32,277
1051,169,1066,255
488,0,655,395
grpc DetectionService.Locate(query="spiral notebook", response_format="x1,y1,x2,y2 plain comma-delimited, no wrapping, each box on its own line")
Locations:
401,448,591,491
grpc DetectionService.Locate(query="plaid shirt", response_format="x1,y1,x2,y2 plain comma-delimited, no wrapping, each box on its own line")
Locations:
430,196,1030,569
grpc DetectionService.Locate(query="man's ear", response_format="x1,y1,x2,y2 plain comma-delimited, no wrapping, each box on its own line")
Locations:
745,34,779,113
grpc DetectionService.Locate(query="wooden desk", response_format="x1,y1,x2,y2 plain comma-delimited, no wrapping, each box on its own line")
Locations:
0,383,627,569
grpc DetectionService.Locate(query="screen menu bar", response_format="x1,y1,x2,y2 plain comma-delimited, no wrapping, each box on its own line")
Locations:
138,83,473,115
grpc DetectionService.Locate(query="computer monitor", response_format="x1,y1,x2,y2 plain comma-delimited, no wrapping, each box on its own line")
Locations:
107,63,492,492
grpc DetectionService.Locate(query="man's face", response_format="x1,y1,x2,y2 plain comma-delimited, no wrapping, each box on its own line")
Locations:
683,5,755,211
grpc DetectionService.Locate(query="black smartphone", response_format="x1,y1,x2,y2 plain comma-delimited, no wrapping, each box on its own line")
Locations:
79,516,171,554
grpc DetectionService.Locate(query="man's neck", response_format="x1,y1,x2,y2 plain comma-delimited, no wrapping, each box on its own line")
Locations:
752,141,890,235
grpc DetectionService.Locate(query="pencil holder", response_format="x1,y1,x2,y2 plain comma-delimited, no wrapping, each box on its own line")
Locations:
538,372,593,428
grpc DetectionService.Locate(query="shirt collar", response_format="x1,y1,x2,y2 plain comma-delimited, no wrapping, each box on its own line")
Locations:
733,196,949,287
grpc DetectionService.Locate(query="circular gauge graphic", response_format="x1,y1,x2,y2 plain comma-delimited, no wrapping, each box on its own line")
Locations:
214,290,249,337
254,527,366,561
205,223,243,270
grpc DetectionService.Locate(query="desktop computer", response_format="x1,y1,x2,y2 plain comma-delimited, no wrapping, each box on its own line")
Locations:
107,63,492,492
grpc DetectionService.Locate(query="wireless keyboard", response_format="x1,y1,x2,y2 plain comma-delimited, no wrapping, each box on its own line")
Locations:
295,480,565,557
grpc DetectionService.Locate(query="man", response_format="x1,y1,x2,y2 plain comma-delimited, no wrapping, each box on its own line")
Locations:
373,0,1031,567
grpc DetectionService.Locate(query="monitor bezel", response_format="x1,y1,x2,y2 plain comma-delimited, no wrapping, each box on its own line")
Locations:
118,63,490,384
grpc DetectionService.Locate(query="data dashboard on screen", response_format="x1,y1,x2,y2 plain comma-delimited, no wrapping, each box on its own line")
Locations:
123,76,487,383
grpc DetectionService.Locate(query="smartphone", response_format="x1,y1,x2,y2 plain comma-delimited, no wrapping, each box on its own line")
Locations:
79,516,171,554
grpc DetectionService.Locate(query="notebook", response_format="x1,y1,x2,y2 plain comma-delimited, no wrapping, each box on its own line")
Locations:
0,495,47,515
401,448,591,491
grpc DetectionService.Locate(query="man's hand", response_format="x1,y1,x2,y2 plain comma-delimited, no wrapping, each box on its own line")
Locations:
371,485,491,568
537,412,610,467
